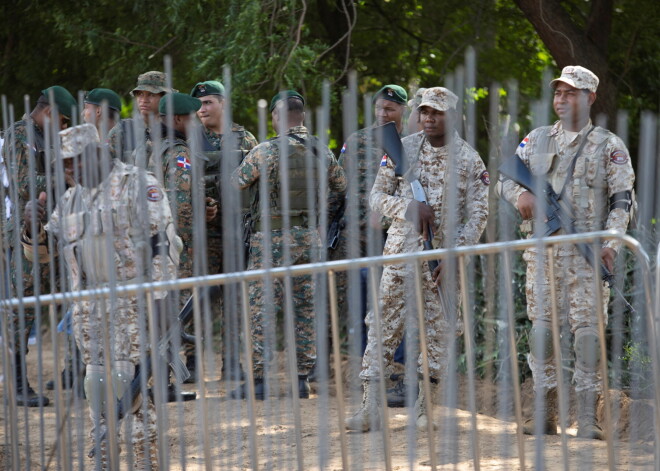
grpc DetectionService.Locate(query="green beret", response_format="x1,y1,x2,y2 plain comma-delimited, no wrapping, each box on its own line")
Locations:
158,92,202,115
269,90,305,112
41,85,77,119
190,80,225,98
373,84,408,105
84,88,122,112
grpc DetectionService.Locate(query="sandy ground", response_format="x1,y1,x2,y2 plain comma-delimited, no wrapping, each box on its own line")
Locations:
1,333,657,470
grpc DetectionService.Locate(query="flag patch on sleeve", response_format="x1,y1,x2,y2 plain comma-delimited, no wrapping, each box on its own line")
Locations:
519,137,529,148
177,155,192,169
380,154,388,167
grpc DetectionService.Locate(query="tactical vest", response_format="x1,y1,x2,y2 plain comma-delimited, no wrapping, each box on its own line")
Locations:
252,134,320,231
527,126,610,232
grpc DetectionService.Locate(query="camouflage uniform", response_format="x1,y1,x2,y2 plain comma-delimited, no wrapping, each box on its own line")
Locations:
231,125,346,377
361,130,489,381
500,120,635,392
1,118,58,352
106,118,151,165
36,157,178,452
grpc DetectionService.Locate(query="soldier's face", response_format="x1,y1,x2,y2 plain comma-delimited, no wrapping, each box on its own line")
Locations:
374,98,404,127
134,91,163,120
419,107,447,144
553,83,595,128
82,104,99,125
197,96,224,129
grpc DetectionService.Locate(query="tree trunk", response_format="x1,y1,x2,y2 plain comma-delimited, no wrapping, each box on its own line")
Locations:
514,0,616,124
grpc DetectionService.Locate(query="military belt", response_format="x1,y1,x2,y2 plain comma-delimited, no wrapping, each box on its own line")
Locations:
254,215,306,232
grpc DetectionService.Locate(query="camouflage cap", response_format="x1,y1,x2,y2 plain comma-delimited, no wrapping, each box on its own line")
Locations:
407,88,427,109
84,88,122,112
418,87,458,112
190,80,225,98
59,124,100,159
269,90,305,112
131,71,173,96
373,84,408,105
41,86,77,119
158,92,202,115
550,65,599,93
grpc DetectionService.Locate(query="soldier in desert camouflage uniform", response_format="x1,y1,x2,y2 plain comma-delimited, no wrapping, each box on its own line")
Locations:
23,124,179,469
230,91,346,400
346,87,489,432
1,85,76,407
499,66,635,440
188,80,258,381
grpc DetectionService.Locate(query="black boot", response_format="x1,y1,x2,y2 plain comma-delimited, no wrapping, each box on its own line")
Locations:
221,358,245,381
298,375,310,399
230,377,266,400
14,354,49,407
47,347,85,397
386,374,418,408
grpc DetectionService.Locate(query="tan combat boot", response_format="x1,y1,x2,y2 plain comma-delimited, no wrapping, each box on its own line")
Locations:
345,381,381,432
414,380,439,431
523,387,558,435
576,390,604,440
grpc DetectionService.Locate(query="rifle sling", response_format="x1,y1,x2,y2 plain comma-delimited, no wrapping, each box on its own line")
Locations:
557,125,595,201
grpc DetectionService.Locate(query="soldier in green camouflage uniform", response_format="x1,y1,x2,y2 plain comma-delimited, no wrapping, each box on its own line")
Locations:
188,80,257,380
230,91,346,400
1,85,76,407
82,88,122,135
107,71,173,165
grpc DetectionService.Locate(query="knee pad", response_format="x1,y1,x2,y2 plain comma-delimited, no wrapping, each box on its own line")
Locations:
529,323,554,361
84,364,109,418
574,327,600,373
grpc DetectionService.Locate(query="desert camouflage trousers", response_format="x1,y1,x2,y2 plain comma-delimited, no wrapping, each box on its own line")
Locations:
360,233,456,381
524,244,609,393
73,296,157,447
247,228,321,377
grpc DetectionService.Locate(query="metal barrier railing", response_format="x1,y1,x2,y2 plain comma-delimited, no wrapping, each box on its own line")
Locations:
1,229,657,470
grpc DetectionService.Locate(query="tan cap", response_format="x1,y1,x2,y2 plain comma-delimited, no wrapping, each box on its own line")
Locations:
407,87,427,109
418,87,458,112
131,71,174,96
550,65,599,92
59,124,100,158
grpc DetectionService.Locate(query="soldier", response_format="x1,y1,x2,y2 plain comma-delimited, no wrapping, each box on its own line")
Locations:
329,84,410,405
107,71,173,164
230,90,347,400
188,80,257,381
346,87,489,432
2,85,76,407
499,66,635,440
82,88,122,134
23,123,179,469
147,92,206,402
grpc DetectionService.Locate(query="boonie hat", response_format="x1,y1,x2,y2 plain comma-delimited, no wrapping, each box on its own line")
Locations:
41,86,77,119
269,90,305,112
158,92,202,115
418,87,458,112
550,66,599,93
373,84,407,105
84,88,122,112
190,80,225,98
131,71,173,96
59,124,100,158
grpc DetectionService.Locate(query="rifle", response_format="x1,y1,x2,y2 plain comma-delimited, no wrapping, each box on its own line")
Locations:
88,286,218,458
326,197,346,250
499,154,635,313
372,122,457,313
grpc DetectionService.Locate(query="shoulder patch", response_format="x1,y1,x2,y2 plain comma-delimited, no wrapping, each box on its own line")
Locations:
176,155,192,169
380,154,388,167
480,170,490,185
519,137,529,148
610,150,628,165
340,143,347,154
146,185,164,202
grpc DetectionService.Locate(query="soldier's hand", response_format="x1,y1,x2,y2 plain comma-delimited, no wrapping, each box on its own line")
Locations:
601,247,616,273
517,191,536,220
404,200,435,240
205,197,218,222
431,260,444,287
23,192,47,230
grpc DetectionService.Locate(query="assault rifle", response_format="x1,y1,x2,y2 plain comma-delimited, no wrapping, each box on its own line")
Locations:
327,197,346,250
88,287,218,458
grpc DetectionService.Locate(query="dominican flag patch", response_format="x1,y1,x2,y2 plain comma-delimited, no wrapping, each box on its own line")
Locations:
519,137,529,148
340,143,347,154
380,154,388,167
177,155,191,169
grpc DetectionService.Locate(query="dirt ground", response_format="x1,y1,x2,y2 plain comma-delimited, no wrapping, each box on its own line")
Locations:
1,333,657,470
